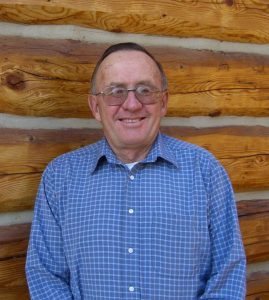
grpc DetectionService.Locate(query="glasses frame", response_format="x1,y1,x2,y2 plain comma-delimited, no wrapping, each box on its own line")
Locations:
93,86,167,106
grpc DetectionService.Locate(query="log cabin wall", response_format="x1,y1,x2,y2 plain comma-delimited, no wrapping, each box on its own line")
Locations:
0,1,269,299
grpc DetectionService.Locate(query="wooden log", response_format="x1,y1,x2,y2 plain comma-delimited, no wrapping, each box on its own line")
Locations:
164,126,269,192
0,126,269,212
0,223,30,260
0,1,269,43
1,37,269,118
238,200,269,263
0,265,268,300
0,201,268,263
0,201,269,300
246,272,269,299
0,224,30,298
0,173,40,212
0,256,29,300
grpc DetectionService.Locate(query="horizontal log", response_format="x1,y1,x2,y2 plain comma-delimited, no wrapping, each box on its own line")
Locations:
166,126,269,192
0,200,268,299
0,256,29,300
0,1,269,44
0,265,268,300
1,201,269,264
238,200,269,263
1,126,269,212
0,173,40,212
1,37,269,118
0,223,30,260
246,272,269,299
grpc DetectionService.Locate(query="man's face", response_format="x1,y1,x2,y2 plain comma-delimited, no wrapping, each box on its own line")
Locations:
89,50,168,159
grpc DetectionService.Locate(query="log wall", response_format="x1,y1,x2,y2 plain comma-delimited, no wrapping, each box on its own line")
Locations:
0,0,269,298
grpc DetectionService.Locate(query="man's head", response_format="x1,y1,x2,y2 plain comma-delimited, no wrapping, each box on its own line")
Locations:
90,43,168,94
88,42,169,162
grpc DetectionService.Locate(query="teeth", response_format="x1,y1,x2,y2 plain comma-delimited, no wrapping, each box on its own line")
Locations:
122,119,140,123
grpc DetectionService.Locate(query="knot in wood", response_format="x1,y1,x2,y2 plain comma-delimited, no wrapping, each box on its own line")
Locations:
5,72,26,91
225,0,234,6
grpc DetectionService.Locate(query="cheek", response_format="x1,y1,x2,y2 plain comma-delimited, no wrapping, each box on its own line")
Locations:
99,106,119,123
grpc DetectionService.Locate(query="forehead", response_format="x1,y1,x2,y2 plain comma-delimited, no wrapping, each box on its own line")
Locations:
95,50,162,87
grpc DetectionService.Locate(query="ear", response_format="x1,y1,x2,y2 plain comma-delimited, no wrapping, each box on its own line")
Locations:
88,95,101,122
160,90,169,117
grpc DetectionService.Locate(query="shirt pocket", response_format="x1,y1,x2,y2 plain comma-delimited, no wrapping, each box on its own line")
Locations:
150,212,200,278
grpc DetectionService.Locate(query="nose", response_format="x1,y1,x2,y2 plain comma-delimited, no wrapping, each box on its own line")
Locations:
121,90,143,111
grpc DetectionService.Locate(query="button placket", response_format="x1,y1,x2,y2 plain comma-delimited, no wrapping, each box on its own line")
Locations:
126,170,139,296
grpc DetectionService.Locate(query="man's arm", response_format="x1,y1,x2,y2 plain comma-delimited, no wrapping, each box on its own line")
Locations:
25,163,73,299
200,162,246,299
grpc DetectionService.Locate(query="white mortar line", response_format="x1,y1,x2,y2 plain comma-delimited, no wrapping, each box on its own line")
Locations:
161,117,269,128
0,114,269,130
247,261,269,274
236,191,269,201
1,22,269,56
0,210,33,226
0,113,102,129
0,189,268,227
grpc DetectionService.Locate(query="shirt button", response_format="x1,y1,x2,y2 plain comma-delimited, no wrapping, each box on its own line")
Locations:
128,208,134,214
128,248,134,253
129,175,135,180
129,286,135,292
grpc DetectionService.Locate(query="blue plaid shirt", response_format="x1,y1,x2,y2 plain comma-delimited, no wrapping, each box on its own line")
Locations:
26,133,246,299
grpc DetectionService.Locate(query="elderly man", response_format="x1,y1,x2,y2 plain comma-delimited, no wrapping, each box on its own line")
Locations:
26,42,246,299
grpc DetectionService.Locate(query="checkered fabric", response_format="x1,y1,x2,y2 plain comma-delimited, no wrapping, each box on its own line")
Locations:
26,133,246,299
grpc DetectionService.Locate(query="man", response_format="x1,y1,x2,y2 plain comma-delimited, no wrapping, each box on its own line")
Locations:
26,43,246,299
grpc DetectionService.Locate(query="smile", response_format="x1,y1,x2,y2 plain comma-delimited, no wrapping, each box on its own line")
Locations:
119,118,145,123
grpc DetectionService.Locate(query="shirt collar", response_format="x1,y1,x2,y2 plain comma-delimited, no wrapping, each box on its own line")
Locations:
90,133,179,173
143,133,179,168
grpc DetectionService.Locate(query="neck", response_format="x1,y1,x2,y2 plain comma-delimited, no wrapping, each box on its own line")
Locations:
110,142,153,163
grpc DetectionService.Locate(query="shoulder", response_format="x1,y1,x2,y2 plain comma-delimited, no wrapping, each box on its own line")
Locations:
160,133,227,182
161,133,218,163
44,139,103,176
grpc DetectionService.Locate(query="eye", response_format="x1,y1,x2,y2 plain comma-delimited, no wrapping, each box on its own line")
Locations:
136,85,154,96
111,87,126,97
103,86,126,97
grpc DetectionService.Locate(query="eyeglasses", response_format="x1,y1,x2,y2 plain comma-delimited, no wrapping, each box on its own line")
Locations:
93,85,166,106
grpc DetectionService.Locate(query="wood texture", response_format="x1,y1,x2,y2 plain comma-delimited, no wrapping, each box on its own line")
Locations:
0,257,29,300
1,37,269,118
1,126,269,213
165,126,269,192
0,224,30,299
0,199,268,300
238,200,269,263
0,1,269,43
0,223,30,260
246,272,269,299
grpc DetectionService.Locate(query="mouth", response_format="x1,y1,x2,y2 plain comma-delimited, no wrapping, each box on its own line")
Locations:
119,117,146,124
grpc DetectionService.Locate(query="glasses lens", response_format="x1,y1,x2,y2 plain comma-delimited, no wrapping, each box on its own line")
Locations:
101,85,163,105
135,85,160,104
104,87,127,106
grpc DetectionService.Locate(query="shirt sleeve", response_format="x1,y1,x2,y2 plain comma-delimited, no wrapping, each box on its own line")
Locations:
25,162,73,300
199,161,246,299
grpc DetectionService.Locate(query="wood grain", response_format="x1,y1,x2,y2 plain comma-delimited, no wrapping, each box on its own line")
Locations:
0,256,29,300
0,1,269,43
0,198,269,299
163,126,269,192
1,126,269,212
0,173,40,212
246,272,269,299
1,37,269,118
0,223,30,260
238,200,269,263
